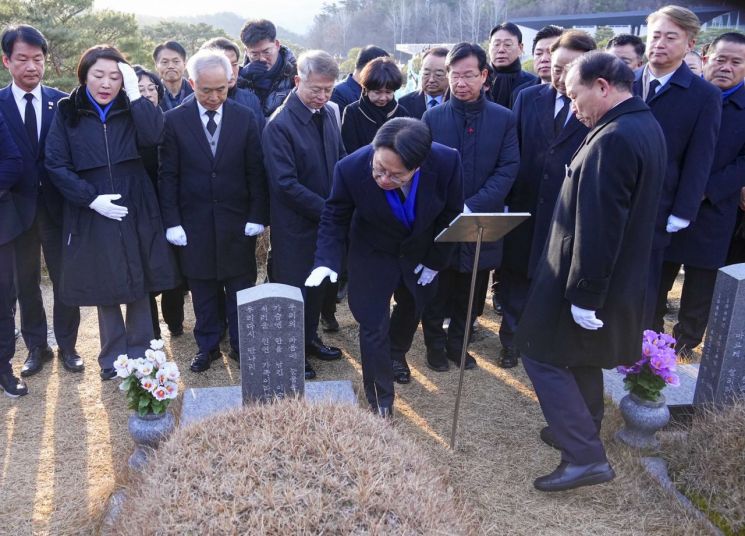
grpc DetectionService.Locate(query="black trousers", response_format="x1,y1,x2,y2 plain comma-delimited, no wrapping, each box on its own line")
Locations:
149,286,185,338
498,265,531,350
656,262,717,352
522,357,607,465
421,269,489,355
97,295,153,369
359,283,419,409
189,273,254,354
14,202,80,353
644,247,666,331
320,280,338,318
302,282,326,346
0,241,16,374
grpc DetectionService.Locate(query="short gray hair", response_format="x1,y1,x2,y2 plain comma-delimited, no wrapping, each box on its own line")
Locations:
187,48,232,83
297,49,339,81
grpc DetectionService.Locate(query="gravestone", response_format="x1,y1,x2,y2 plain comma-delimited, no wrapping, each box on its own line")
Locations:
237,283,304,404
693,263,745,405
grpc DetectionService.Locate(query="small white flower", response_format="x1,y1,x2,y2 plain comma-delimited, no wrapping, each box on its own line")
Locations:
114,355,130,378
140,377,158,393
150,339,165,350
137,362,154,377
152,386,169,401
155,369,169,385
152,350,167,367
163,381,179,399
144,349,157,364
161,362,180,381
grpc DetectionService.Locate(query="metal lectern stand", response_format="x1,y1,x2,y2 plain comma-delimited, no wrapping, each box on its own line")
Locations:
435,212,531,449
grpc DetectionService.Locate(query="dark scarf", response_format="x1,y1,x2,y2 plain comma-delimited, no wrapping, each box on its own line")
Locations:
359,93,400,126
490,57,523,107
246,51,286,97
384,169,420,230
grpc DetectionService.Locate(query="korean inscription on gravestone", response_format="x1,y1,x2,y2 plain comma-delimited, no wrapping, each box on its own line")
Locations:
237,283,304,404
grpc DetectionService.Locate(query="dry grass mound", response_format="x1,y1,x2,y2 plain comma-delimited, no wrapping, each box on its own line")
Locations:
663,399,745,534
114,399,476,535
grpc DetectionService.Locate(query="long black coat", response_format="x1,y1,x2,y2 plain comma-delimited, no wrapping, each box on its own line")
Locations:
665,84,745,269
340,98,409,153
632,63,721,249
503,83,589,278
515,97,667,368
159,98,268,281
313,143,464,326
45,88,179,306
263,91,346,287
423,94,519,272
0,85,67,239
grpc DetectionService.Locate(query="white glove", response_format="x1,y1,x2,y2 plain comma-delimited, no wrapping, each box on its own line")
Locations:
463,204,472,214
166,225,187,246
571,304,604,330
244,222,265,236
666,214,690,233
89,194,127,221
118,62,141,102
414,264,438,285
305,266,338,287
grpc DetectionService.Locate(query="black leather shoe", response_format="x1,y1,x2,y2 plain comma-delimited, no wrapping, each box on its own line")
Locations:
534,461,615,492
392,358,411,384
0,372,28,397
305,359,317,380
59,348,85,373
320,313,339,332
447,349,477,370
540,426,562,450
306,339,341,361
492,294,503,315
21,345,54,377
498,346,520,369
100,368,117,381
190,348,221,373
426,347,450,372
168,325,184,337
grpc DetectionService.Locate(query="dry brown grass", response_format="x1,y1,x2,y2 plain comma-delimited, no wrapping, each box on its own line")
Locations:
113,400,476,535
662,400,745,534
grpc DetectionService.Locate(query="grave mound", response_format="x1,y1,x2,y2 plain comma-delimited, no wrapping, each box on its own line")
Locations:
115,399,476,534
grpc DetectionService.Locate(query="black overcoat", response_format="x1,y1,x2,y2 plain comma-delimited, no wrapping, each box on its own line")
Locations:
666,85,745,269
313,143,464,326
632,63,721,249
158,98,268,281
340,98,409,154
503,83,589,278
263,91,346,287
515,97,666,368
45,88,179,306
423,94,519,272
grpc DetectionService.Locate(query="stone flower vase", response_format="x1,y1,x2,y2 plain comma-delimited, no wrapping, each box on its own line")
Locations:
128,411,175,471
615,393,670,450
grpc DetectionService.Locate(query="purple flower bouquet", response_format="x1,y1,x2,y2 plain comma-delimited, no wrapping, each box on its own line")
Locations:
617,330,681,401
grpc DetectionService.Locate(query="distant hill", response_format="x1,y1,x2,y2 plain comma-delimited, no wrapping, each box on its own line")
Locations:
136,11,307,45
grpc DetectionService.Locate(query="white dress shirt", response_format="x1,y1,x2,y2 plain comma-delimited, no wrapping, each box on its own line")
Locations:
11,82,42,139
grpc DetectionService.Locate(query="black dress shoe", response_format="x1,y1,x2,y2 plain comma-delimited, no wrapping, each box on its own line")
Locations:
320,313,339,332
492,294,503,315
168,326,184,337
190,348,221,373
540,426,562,450
391,358,411,384
100,368,117,381
59,349,85,373
305,359,317,380
426,347,450,372
306,339,341,361
534,460,616,492
21,345,54,377
498,346,520,369
447,349,477,370
0,372,28,397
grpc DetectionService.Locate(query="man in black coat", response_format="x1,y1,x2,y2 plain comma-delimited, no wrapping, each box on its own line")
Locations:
420,42,519,374
500,30,595,369
307,118,463,415
509,25,564,107
487,22,537,108
159,49,268,373
263,50,346,379
655,32,745,354
516,53,666,492
0,24,82,377
0,113,25,396
399,47,449,119
633,5,721,328
331,45,389,117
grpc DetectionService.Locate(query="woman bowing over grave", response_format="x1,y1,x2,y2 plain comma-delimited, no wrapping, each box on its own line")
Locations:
305,118,463,417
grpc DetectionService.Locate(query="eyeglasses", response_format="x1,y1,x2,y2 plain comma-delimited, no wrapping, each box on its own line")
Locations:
448,72,482,83
371,160,416,186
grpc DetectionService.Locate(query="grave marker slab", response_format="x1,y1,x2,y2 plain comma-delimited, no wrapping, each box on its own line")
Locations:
237,283,304,404
693,263,745,405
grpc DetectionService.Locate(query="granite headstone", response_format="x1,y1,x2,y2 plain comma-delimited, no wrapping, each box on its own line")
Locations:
237,283,304,404
693,263,745,405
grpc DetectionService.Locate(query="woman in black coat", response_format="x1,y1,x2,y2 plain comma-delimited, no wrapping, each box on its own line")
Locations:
46,46,178,379
341,57,410,153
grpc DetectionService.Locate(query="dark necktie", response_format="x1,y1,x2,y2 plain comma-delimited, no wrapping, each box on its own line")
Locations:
428,97,438,109
312,109,324,137
646,79,661,104
554,95,570,136
205,110,217,136
24,93,38,153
